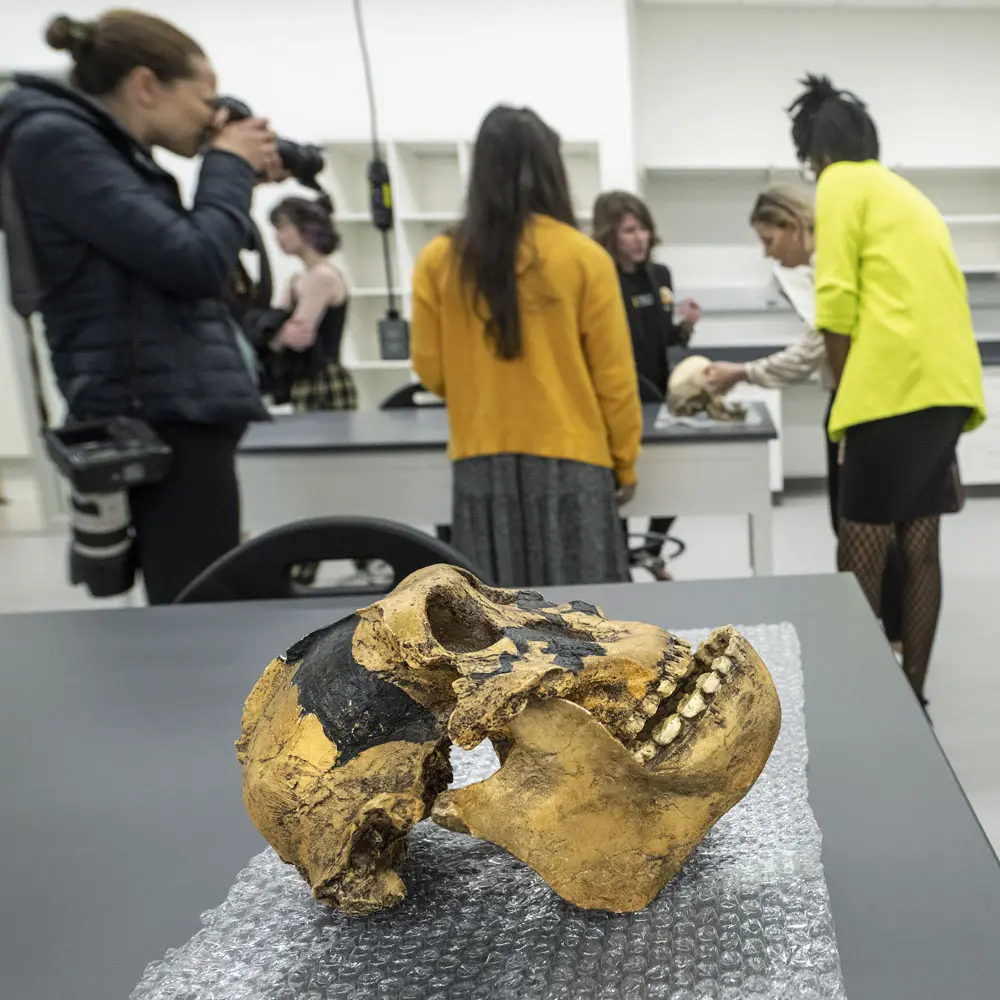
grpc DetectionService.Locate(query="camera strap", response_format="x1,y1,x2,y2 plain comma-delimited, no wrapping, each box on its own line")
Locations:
127,280,143,415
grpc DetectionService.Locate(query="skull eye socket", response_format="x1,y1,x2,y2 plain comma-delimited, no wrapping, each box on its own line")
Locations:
427,588,504,653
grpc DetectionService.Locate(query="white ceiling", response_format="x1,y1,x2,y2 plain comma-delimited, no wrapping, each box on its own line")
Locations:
639,1,1000,8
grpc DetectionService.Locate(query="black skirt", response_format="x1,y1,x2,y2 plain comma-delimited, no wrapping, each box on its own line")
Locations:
839,406,970,525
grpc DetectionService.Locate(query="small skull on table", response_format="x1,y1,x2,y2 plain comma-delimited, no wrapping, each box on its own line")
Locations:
668,355,747,421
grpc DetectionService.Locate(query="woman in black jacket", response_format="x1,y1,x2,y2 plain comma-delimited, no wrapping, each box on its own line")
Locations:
0,11,279,603
593,191,701,581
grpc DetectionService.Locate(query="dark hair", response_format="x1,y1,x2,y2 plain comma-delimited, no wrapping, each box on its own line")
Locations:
788,73,880,169
269,195,339,255
453,105,577,360
45,11,205,96
592,190,660,263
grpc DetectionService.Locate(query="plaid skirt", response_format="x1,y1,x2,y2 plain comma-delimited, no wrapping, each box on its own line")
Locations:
290,363,358,412
452,454,630,588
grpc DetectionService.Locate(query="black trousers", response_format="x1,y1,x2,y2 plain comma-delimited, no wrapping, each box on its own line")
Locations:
825,394,903,642
129,422,246,605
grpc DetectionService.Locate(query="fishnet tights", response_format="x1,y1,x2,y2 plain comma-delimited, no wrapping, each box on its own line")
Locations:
838,517,941,701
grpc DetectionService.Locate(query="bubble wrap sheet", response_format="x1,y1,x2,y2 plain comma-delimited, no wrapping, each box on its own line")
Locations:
132,623,847,1000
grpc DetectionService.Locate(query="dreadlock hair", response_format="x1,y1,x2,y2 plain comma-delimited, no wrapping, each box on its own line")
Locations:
787,74,880,169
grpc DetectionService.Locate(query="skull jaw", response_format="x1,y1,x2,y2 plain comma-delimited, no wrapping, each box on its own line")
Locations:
431,699,720,912
432,651,779,914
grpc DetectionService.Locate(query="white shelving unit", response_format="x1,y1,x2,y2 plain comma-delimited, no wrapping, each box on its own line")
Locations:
896,166,1000,276
642,163,1000,303
640,165,804,297
322,138,601,409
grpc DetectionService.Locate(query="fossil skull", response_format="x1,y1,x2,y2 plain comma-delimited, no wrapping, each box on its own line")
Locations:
669,355,747,421
237,566,780,915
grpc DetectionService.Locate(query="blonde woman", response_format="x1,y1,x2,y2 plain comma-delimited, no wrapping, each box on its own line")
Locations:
707,184,903,651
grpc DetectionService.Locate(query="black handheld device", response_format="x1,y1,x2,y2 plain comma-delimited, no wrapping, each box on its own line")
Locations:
45,417,173,494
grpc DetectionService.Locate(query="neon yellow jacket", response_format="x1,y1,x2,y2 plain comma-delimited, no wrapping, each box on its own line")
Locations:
815,160,986,441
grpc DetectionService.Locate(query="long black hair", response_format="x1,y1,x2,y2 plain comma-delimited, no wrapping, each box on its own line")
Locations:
788,74,879,170
454,105,577,360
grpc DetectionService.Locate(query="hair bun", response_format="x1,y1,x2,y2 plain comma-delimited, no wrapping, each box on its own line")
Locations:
45,14,94,55
314,193,335,216
799,73,838,100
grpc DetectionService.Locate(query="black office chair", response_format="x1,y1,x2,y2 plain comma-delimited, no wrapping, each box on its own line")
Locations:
380,382,445,410
173,516,485,604
638,374,665,404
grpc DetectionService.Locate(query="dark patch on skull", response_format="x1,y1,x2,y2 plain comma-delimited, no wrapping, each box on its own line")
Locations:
512,591,552,612
568,600,601,616
495,619,607,674
291,614,440,765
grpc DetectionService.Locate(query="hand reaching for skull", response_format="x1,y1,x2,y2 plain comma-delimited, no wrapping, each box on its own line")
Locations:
704,362,748,395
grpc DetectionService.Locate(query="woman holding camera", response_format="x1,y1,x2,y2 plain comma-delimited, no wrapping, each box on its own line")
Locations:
0,11,277,604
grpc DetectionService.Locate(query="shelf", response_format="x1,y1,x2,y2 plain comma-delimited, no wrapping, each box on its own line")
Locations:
352,286,411,298
321,143,375,217
943,215,1000,226
400,211,460,223
962,265,1000,275
393,142,462,217
643,165,801,179
350,360,413,371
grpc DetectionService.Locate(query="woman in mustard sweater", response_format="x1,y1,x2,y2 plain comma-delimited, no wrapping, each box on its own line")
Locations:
411,105,642,587
789,75,986,702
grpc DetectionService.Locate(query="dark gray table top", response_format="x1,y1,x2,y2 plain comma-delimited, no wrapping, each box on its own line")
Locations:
670,338,1000,368
241,402,777,455
3,575,999,1000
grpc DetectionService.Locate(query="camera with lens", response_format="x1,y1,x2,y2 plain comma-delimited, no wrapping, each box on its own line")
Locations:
216,96,325,191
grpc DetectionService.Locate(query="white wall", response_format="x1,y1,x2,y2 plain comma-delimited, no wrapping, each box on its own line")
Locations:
0,1,636,178
635,4,1000,169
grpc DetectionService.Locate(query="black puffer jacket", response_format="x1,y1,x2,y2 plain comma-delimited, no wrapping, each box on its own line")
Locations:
0,76,267,424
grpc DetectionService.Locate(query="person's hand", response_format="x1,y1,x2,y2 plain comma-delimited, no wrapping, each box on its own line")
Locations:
616,482,637,506
705,361,748,395
258,149,290,185
678,298,701,327
211,115,279,175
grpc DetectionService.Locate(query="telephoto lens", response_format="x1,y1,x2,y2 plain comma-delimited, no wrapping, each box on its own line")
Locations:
215,96,325,190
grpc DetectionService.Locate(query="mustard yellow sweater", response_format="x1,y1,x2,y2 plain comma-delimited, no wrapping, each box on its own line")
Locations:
816,160,986,440
411,215,643,484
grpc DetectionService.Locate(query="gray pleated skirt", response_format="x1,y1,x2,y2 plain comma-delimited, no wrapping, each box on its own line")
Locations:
451,454,630,588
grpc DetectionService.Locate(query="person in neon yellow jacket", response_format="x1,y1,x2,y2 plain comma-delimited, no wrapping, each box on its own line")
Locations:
788,74,986,706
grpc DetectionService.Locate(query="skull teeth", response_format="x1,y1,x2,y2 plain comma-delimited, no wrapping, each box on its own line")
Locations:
623,713,646,738
657,678,677,697
679,691,707,719
725,638,749,667
652,714,682,746
712,656,732,676
632,741,658,765
698,672,721,695
641,695,660,717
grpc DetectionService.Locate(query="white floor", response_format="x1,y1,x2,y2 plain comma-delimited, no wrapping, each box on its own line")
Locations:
1,468,998,854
